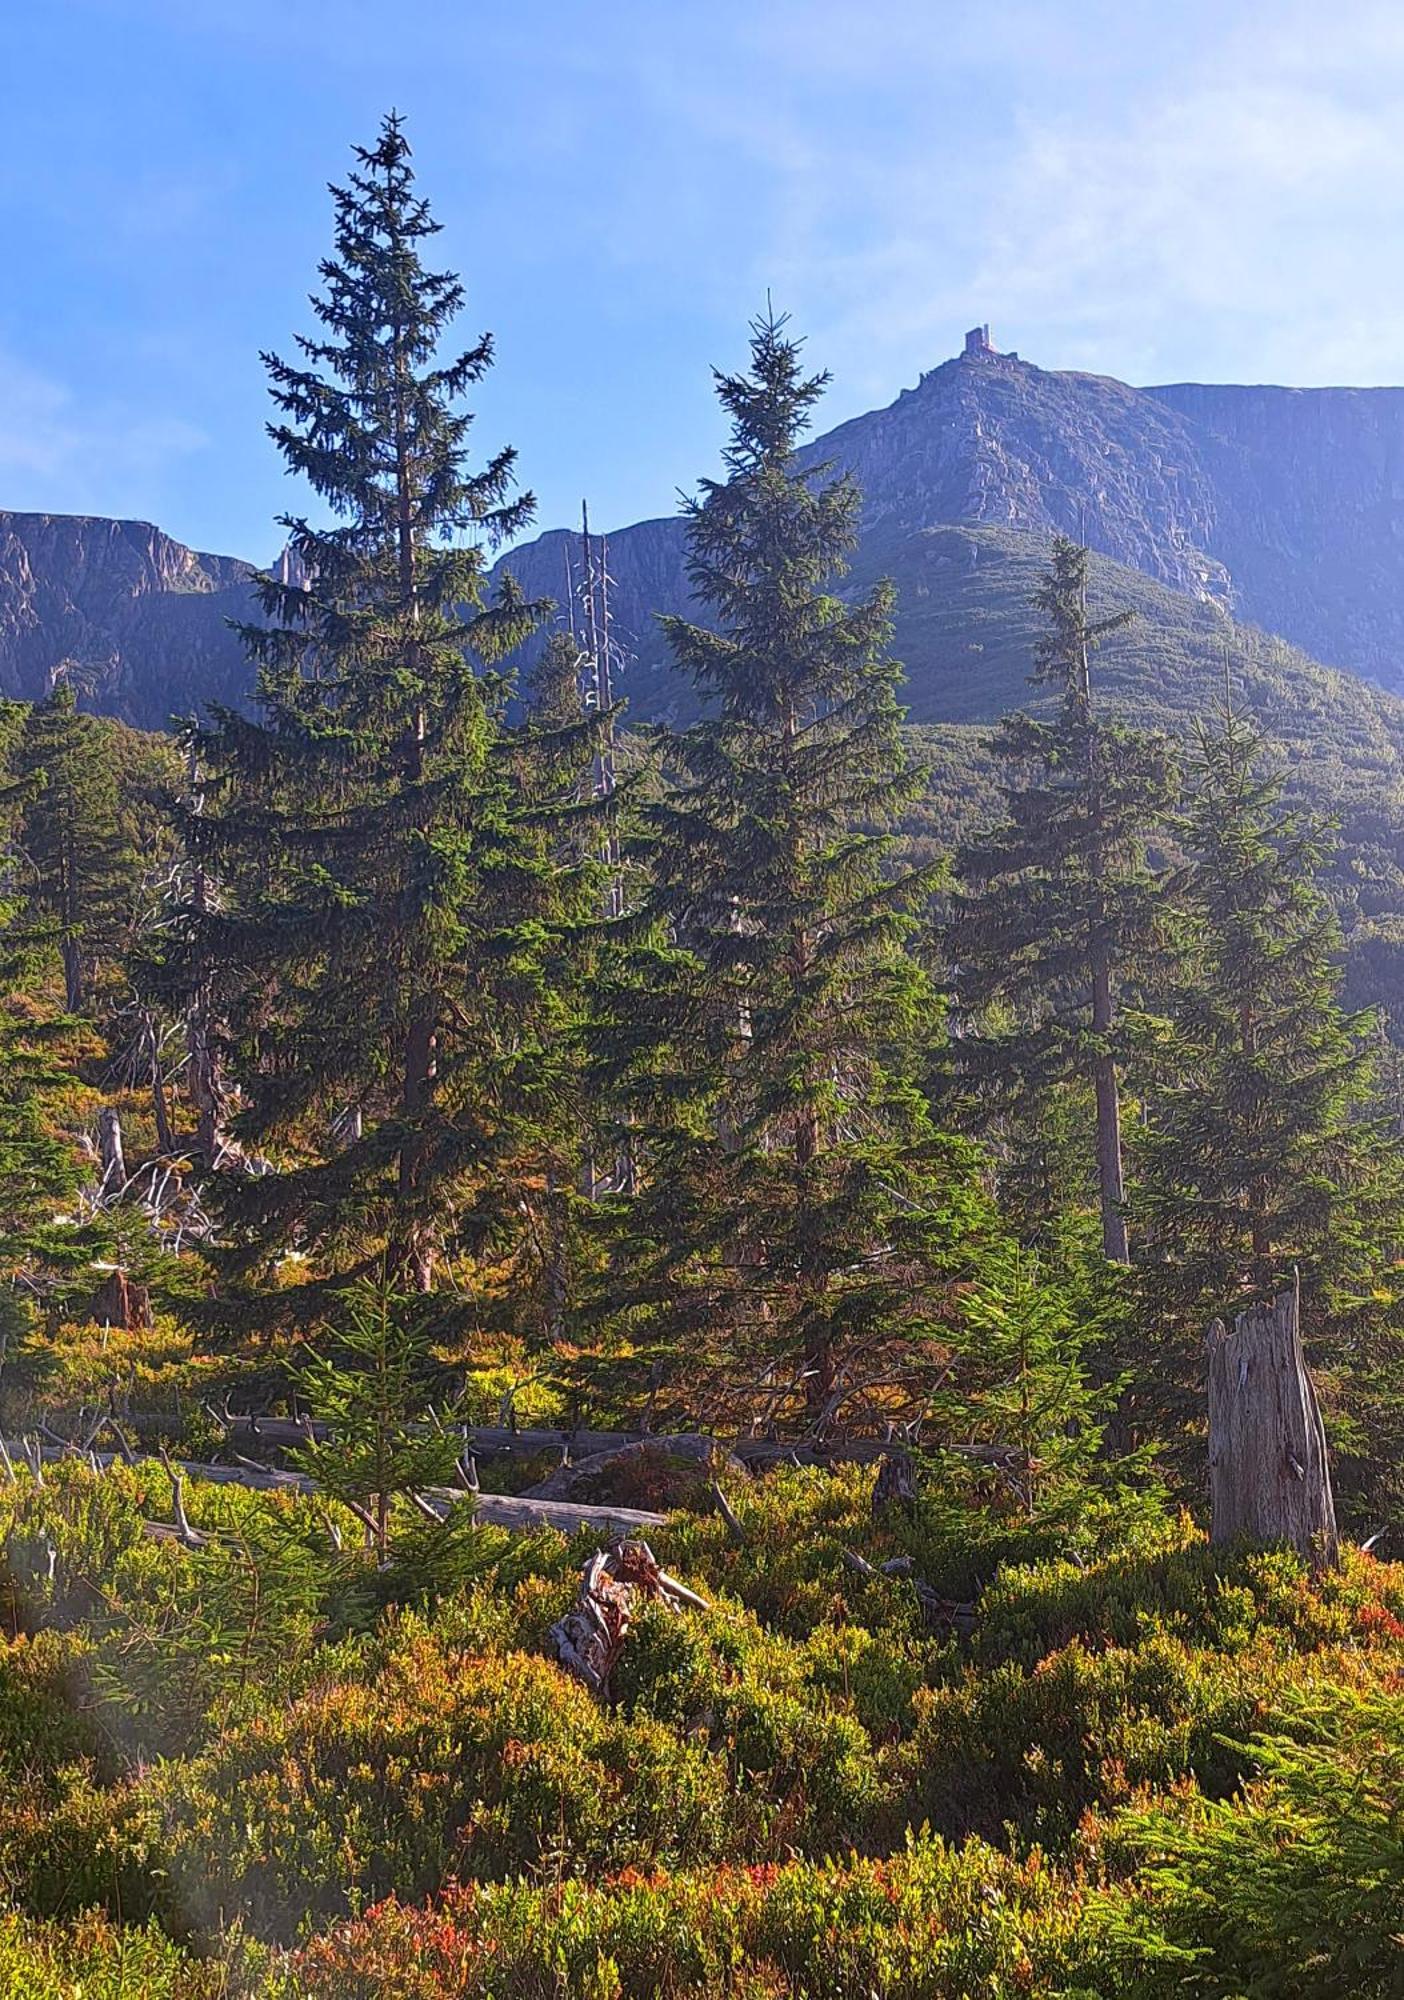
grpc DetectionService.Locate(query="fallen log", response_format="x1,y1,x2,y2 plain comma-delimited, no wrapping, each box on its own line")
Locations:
549,1538,708,1695
0,1441,667,1539
104,1414,926,1469
522,1434,750,1502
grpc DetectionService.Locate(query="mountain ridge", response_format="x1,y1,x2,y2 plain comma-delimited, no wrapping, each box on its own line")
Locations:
0,509,253,726
495,341,1404,712
7,338,1404,728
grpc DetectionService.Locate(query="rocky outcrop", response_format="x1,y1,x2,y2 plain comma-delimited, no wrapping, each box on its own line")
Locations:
496,342,1404,711
815,350,1232,608
0,511,255,728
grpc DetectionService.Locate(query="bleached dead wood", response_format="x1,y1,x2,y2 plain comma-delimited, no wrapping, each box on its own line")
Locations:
0,1441,667,1539
1207,1282,1339,1572
711,1481,748,1545
549,1538,708,1695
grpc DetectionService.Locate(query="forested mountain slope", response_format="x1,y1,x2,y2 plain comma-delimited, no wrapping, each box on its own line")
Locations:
500,339,1404,699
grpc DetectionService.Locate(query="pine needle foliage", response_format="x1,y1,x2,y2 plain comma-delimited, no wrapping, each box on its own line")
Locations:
292,1273,464,1565
8,682,138,1016
949,538,1176,1259
1131,705,1404,1315
593,311,998,1423
158,115,594,1330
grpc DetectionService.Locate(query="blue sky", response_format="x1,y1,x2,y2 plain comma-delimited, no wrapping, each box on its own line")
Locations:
4,0,1404,562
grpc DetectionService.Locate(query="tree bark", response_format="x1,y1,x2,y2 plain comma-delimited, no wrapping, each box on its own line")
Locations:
91,1269,153,1333
143,1013,176,1157
395,1003,438,1293
1090,956,1129,1264
96,1106,125,1191
1206,1281,1339,1571
60,932,83,1016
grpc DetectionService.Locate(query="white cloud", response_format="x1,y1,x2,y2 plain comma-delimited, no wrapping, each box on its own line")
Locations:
0,348,207,516
692,0,1404,393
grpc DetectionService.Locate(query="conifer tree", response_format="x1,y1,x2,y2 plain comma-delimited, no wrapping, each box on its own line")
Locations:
1131,705,1399,1313
948,539,1175,1262
292,1273,464,1564
594,311,996,1423
161,116,577,1329
11,681,136,1014
0,890,107,1319
526,631,587,735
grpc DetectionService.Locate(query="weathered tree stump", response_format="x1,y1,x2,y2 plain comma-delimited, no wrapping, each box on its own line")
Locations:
91,1269,153,1333
871,1450,918,1518
96,1107,125,1191
548,1538,708,1696
1206,1283,1339,1572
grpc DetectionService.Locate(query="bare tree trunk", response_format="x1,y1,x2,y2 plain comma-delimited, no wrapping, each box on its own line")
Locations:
1207,1281,1339,1571
1090,953,1129,1264
1077,568,1129,1268
97,1106,125,1190
188,1005,226,1164
143,1012,176,1156
542,1176,569,1344
395,1004,437,1293
60,933,84,1016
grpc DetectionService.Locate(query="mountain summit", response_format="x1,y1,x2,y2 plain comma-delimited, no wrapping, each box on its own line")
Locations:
5,338,1404,729
497,334,1404,721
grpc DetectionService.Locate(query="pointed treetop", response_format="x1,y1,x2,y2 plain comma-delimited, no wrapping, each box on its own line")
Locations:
711,304,832,476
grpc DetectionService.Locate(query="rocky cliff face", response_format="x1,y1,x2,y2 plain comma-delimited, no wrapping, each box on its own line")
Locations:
0,512,254,727
1144,380,1404,684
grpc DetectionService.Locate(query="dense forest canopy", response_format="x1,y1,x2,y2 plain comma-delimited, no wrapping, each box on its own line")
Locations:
0,117,1402,1997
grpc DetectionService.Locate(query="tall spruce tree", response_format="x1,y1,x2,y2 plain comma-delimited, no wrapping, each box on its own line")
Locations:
593,311,996,1425
948,538,1175,1262
162,116,583,1330
11,681,136,1015
1131,704,1399,1312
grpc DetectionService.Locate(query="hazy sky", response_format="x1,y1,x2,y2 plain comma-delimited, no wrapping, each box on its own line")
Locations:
4,0,1404,561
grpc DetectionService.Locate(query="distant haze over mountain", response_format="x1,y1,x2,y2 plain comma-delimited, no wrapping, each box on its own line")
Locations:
8,332,1404,729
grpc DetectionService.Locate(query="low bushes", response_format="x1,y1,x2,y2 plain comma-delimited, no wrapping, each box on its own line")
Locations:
0,1908,230,1999
154,1630,739,1939
289,1837,1120,2000
0,1457,1400,1989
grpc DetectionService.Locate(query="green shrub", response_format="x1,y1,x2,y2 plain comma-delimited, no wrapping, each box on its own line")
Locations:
895,1628,1386,1848
976,1519,1404,1667
0,1908,230,1999
287,1835,1126,1999
1098,1685,1404,1999
155,1628,737,1939
0,1629,103,1794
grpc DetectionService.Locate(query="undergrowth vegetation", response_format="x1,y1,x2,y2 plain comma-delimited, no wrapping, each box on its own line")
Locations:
0,1457,1395,1993
4,109,1404,2000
